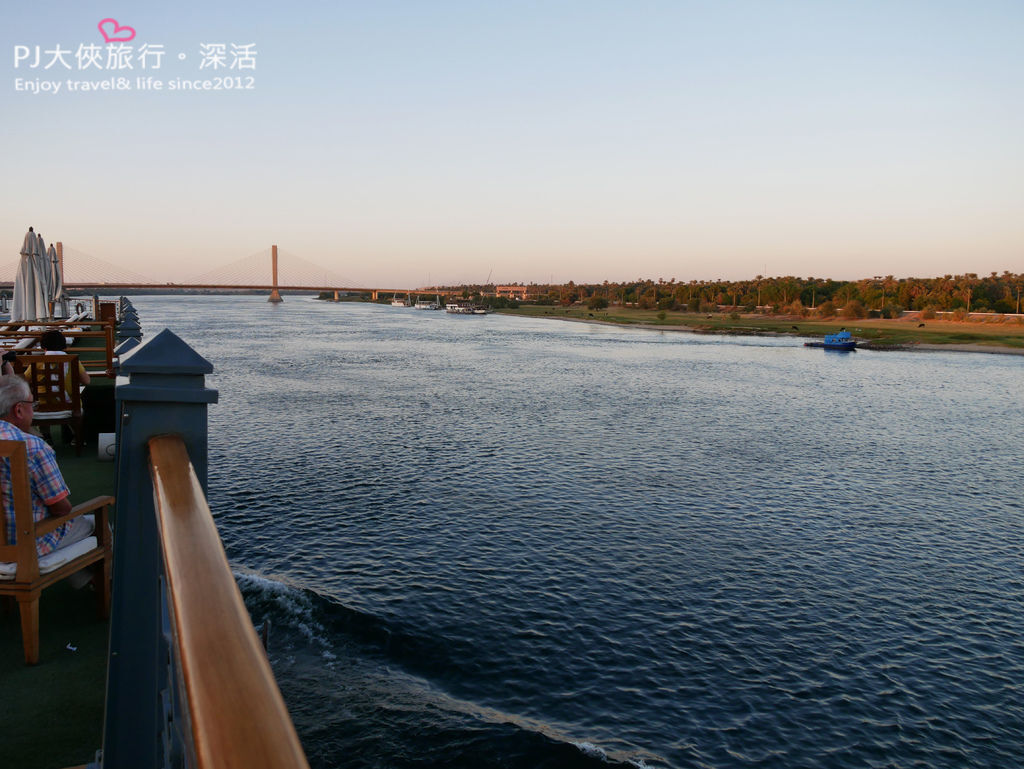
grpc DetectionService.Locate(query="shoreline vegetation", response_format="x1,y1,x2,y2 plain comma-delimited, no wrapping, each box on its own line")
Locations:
391,271,1024,354
494,306,1024,355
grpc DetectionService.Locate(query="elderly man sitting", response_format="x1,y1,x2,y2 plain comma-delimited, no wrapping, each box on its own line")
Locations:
0,375,93,556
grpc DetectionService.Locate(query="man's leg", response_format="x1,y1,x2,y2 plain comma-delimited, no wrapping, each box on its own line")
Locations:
60,514,98,589
58,513,96,549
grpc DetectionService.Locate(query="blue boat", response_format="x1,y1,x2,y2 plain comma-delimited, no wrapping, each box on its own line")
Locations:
804,329,857,351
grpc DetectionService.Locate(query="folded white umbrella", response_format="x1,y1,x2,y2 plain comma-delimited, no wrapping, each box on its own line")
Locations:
11,227,46,321
48,242,63,302
32,231,52,317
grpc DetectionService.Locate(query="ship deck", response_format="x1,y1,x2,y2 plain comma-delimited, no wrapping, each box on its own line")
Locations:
1,382,117,769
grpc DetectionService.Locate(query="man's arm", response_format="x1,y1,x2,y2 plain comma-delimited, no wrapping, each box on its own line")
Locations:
46,495,72,517
27,440,72,520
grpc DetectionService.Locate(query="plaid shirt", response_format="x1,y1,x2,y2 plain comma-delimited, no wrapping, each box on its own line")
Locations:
1,420,71,555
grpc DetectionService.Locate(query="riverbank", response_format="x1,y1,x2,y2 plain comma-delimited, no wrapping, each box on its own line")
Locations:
496,306,1024,354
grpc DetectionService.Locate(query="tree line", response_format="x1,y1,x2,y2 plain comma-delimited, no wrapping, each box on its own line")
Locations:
445,272,1024,317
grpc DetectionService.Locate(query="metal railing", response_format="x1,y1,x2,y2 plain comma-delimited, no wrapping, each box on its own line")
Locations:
101,322,309,768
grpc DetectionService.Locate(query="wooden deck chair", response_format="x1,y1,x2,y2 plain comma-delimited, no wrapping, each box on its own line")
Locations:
0,440,113,664
23,353,84,456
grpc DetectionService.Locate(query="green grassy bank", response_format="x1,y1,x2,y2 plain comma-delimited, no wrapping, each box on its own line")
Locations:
497,306,1024,350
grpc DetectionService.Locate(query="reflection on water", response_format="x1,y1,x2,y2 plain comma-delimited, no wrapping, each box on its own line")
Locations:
132,295,1024,768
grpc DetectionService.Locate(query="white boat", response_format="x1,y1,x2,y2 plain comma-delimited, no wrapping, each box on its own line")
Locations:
391,297,411,307
414,297,441,310
446,302,489,315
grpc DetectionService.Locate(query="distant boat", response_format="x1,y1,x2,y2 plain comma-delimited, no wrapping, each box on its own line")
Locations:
445,301,488,315
391,296,411,307
414,297,441,310
805,329,856,351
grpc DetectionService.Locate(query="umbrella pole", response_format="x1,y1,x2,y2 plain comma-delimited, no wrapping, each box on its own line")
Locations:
55,241,64,319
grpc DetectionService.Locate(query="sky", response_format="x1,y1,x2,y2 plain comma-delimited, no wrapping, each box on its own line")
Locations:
1,1,1022,288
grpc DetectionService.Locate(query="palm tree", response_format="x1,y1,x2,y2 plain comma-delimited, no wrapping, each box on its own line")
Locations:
883,275,897,309
957,273,978,313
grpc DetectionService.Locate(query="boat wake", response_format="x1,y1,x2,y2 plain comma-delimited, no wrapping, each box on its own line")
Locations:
234,569,665,769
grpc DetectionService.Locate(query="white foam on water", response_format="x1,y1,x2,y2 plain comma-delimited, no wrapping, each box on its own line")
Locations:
234,570,334,655
573,741,609,760
574,739,662,767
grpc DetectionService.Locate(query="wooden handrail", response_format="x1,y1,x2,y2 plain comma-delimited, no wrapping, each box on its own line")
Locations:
0,319,117,377
0,320,112,329
33,496,113,537
148,435,310,769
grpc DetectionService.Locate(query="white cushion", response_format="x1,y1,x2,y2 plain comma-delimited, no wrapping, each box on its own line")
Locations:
33,411,74,420
0,536,99,580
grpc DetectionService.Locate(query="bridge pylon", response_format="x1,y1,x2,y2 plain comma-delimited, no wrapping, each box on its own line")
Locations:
268,244,283,303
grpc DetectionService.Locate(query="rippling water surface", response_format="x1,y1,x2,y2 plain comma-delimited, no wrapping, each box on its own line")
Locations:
133,295,1023,768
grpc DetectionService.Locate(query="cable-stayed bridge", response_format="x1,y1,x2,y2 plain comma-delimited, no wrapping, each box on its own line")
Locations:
0,244,446,301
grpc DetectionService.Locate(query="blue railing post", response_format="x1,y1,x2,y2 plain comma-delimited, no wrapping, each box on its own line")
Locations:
116,316,142,343
102,329,218,769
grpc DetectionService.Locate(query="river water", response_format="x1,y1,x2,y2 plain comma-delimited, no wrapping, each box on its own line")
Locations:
131,294,1023,768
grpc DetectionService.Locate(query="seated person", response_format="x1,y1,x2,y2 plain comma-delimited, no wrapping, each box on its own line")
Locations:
24,329,91,399
0,376,92,555
0,350,15,377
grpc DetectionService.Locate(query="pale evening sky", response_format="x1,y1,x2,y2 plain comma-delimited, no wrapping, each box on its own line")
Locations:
1,1,1021,288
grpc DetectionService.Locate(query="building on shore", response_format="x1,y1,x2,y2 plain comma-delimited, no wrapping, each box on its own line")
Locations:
495,285,545,301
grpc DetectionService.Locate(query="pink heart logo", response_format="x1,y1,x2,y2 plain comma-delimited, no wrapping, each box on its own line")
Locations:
97,18,136,43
